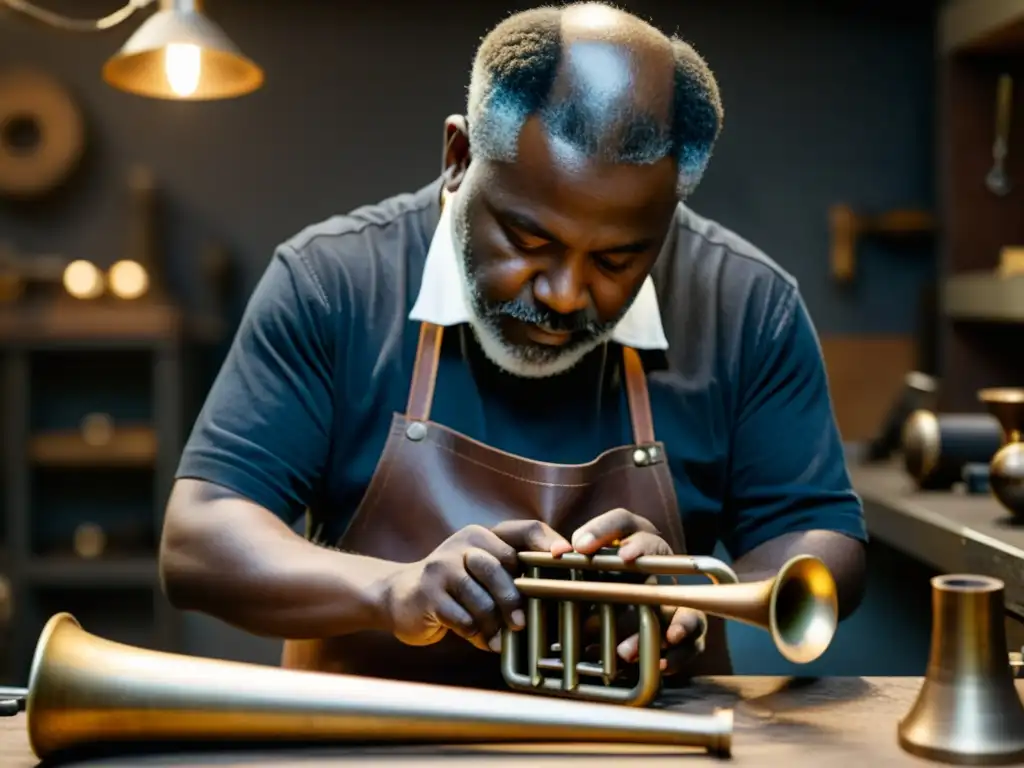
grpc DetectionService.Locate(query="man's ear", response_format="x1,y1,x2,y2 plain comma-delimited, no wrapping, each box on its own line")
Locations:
441,114,471,193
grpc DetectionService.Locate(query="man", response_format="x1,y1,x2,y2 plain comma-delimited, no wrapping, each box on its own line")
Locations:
159,3,867,689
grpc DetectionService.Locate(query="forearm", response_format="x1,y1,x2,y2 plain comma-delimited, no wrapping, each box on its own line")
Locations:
731,530,867,620
159,479,401,639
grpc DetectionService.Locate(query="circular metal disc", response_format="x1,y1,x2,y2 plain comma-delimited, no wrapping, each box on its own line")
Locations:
0,68,86,200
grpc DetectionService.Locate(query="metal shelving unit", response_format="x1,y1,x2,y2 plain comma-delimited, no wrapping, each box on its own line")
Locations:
0,299,221,684
935,1,1024,411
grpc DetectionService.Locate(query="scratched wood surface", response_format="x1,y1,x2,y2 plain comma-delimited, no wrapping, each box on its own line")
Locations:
2,676,1011,767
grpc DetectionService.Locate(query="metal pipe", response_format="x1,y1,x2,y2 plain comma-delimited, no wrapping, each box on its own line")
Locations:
25,613,733,760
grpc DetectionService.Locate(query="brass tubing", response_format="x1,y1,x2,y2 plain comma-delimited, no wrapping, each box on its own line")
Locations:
503,604,664,707
600,602,616,685
527,563,544,688
27,613,733,760
513,554,838,665
502,552,833,706
560,597,580,693
517,551,740,584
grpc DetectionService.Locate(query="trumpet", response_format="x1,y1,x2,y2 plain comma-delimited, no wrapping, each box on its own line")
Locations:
501,552,838,707
21,612,734,761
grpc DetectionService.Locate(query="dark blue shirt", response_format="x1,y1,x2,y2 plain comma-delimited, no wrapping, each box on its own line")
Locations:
176,177,867,559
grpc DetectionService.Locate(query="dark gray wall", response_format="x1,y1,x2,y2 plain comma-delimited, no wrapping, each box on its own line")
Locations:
1,0,940,675
1,0,938,331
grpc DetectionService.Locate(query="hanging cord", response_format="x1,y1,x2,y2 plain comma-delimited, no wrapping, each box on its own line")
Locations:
0,0,155,31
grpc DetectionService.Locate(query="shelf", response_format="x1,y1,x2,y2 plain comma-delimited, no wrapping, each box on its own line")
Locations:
941,0,1024,54
0,300,223,348
24,556,158,587
944,271,1024,322
28,425,157,468
850,462,1024,618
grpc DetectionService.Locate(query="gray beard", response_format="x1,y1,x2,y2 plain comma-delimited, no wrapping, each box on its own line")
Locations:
450,192,628,380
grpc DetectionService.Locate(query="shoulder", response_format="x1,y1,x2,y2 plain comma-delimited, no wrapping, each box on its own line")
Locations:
274,179,442,313
657,204,803,336
283,179,440,255
672,203,798,297
652,205,813,401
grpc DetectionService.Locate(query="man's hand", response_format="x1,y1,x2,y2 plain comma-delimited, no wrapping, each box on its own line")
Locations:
383,521,569,653
571,508,707,675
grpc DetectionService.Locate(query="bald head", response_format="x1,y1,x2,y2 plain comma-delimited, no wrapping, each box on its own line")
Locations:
555,3,676,115
466,3,723,197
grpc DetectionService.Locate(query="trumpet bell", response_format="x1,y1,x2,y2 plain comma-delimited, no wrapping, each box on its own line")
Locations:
502,552,839,706
769,554,840,665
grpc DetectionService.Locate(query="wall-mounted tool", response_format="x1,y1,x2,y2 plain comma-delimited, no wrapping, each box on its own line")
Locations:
986,74,1014,197
828,204,936,283
0,68,85,201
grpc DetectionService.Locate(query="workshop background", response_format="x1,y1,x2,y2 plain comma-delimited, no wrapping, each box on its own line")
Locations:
0,0,990,686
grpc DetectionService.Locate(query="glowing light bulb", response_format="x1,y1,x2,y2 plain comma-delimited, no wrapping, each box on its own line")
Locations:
164,43,202,98
108,260,149,300
62,260,104,300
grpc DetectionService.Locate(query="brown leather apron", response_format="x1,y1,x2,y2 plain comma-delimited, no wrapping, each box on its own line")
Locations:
282,321,731,687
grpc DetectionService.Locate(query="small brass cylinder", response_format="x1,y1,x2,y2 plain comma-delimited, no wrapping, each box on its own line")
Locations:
898,575,1024,764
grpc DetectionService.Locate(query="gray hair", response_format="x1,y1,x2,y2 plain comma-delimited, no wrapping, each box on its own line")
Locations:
466,4,724,198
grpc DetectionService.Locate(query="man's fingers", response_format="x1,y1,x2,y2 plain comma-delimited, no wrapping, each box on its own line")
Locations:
446,566,504,651
616,531,674,562
616,632,641,662
491,520,571,557
464,547,525,634
463,525,519,573
667,608,707,646
432,593,479,643
615,609,707,666
571,508,659,554
662,635,706,676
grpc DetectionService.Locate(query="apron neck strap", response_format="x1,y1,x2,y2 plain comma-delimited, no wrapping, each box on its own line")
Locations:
407,322,445,422
621,346,655,445
407,322,655,446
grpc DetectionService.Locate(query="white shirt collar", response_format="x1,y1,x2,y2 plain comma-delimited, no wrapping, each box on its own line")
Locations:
408,194,670,350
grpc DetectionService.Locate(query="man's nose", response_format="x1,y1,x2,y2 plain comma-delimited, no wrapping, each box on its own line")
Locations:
532,259,590,315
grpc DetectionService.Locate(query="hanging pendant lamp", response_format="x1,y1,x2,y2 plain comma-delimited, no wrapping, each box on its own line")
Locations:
102,0,263,101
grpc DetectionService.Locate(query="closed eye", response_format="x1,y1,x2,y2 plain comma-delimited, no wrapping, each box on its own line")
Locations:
594,253,635,272
593,240,652,272
506,227,552,251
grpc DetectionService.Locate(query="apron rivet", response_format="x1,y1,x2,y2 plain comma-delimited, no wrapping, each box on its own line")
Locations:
406,421,428,441
633,448,649,466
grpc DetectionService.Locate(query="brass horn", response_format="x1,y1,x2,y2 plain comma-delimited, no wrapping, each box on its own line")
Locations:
502,552,838,707
23,612,733,761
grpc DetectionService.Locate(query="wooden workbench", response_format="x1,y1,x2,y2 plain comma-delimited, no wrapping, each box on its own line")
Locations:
850,461,1024,618
0,676,1009,767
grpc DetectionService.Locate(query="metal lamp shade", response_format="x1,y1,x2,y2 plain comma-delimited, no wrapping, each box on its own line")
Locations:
102,8,263,100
